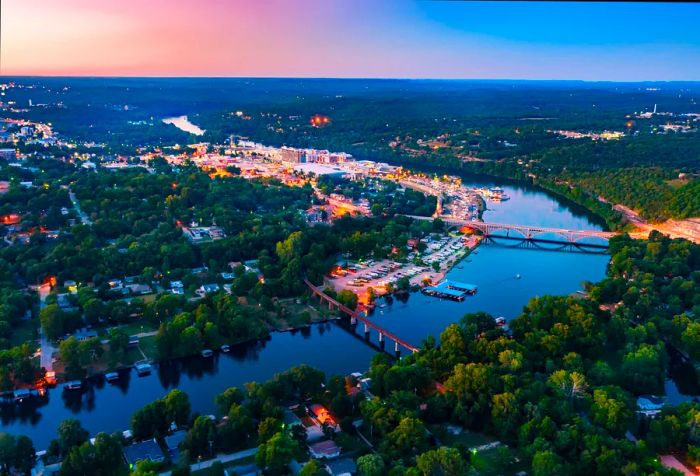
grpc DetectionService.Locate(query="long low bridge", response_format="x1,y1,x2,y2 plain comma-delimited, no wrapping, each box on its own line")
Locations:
407,215,617,247
304,278,419,354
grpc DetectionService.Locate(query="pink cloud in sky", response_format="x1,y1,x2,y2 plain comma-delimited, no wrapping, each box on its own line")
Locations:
1,0,413,76
2,0,699,79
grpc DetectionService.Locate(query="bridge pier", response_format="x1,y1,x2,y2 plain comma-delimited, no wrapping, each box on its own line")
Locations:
304,279,422,358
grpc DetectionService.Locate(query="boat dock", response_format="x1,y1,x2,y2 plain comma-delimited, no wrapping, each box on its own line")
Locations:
422,279,477,301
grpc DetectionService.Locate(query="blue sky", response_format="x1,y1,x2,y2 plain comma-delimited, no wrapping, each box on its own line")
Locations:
414,2,700,46
2,0,699,79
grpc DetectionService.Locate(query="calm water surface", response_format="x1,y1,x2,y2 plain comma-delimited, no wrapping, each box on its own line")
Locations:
2,177,626,447
2,325,376,448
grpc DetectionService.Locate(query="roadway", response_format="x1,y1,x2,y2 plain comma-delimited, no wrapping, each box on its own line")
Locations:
406,214,617,245
158,447,257,476
613,203,700,243
399,180,443,217
69,189,92,225
38,284,57,372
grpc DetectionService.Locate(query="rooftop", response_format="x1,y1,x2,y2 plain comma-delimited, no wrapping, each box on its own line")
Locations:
325,458,357,476
294,163,348,176
308,439,341,459
424,285,464,298
123,439,165,466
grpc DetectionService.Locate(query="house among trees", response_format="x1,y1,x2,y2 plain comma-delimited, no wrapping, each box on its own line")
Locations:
308,439,341,459
308,404,335,426
324,458,356,476
122,439,166,468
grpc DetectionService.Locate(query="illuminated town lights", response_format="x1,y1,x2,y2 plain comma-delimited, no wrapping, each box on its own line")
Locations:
310,114,330,128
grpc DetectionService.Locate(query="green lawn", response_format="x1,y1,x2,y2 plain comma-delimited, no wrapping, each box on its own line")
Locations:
471,446,529,476
430,424,495,448
97,321,158,338
138,335,159,361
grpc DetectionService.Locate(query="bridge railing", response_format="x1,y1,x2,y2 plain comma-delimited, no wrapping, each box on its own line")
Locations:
304,278,419,353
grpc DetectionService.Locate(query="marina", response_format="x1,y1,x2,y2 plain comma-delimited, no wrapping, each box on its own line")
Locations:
422,279,478,301
0,176,614,448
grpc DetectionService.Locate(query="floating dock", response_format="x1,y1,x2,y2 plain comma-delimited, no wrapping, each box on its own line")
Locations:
422,279,477,301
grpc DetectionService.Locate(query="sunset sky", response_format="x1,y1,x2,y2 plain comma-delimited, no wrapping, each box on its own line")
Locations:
2,0,699,80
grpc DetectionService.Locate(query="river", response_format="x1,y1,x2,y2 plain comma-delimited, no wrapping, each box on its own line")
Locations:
365,175,611,344
0,177,629,448
162,115,206,135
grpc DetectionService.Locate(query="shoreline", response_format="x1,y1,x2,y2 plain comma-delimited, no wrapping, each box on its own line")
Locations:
409,234,483,287
44,314,345,388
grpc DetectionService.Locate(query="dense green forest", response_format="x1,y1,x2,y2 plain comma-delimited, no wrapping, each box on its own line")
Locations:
0,158,446,386
3,232,700,475
5,78,699,224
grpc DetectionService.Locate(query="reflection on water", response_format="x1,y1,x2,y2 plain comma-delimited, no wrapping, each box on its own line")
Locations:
1,325,377,448
162,115,205,135
368,241,610,345
0,176,618,447
666,347,700,405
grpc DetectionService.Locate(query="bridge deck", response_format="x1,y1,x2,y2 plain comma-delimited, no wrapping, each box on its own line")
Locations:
304,278,419,353
405,215,616,243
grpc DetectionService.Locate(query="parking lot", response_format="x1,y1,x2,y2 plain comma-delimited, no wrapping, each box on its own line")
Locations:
329,234,481,300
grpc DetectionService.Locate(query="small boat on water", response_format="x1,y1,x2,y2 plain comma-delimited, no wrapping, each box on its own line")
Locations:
220,345,230,353
64,380,82,391
135,363,152,376
516,274,521,279
105,372,119,383
13,389,31,402
201,349,214,358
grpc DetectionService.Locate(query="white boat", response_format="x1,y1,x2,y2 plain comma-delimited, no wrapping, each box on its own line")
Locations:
220,345,230,353
135,363,152,376
201,349,214,358
105,372,119,382
13,389,31,402
64,380,82,390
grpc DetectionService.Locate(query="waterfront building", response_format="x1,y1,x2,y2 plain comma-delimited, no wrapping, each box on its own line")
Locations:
277,146,304,164
123,439,166,468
